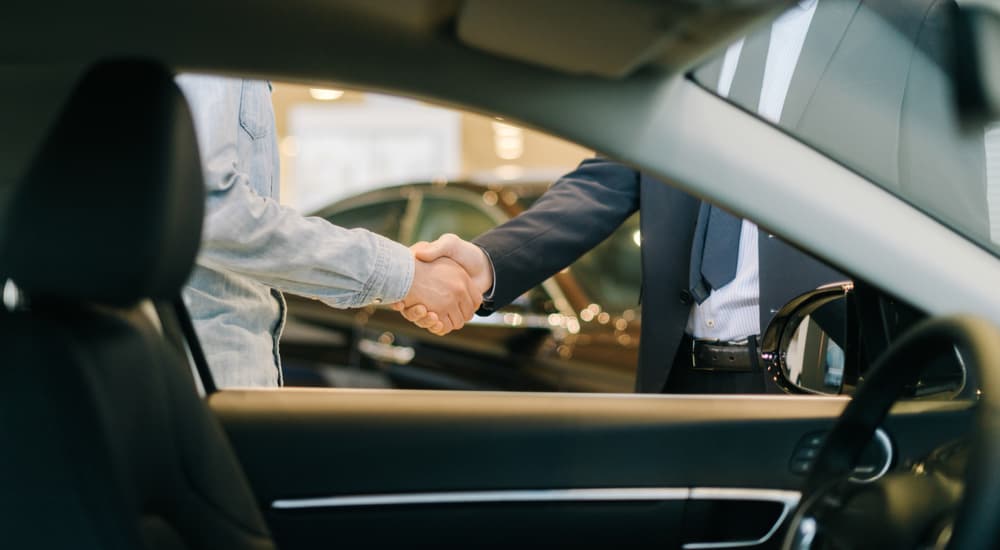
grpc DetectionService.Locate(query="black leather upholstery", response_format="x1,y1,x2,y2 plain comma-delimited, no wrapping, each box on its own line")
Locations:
2,60,204,306
0,60,275,550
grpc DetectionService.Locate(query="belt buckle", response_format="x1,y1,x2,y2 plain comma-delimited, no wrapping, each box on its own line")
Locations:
691,337,720,369
690,336,754,370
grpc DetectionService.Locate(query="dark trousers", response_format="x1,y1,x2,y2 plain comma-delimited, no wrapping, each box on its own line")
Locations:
663,335,767,394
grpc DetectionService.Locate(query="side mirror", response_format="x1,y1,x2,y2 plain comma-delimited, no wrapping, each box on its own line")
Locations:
761,283,969,398
760,282,853,395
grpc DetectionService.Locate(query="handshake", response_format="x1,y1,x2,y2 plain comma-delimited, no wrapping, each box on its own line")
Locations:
392,233,493,336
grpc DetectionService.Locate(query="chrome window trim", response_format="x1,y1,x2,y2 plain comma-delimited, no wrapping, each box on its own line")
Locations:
685,488,801,549
272,487,691,509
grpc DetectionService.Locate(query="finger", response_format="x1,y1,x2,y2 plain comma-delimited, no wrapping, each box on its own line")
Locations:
401,305,438,329
454,289,476,331
414,312,440,329
391,302,405,312
416,233,466,263
412,238,449,262
461,271,482,321
454,281,475,325
441,238,488,283
401,304,428,321
440,312,459,336
468,277,484,311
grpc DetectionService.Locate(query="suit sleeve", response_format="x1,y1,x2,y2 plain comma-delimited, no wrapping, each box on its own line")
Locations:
473,158,640,310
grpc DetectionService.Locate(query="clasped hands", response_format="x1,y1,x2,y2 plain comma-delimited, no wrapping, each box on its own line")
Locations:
393,233,493,335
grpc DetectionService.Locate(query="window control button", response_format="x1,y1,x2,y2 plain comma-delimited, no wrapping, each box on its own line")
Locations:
794,448,819,461
790,459,813,475
800,432,826,448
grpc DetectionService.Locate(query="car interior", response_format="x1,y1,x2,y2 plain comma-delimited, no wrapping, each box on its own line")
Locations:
6,1,1000,549
1,61,274,549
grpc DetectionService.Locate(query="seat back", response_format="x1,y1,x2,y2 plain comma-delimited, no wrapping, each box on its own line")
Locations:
0,60,275,550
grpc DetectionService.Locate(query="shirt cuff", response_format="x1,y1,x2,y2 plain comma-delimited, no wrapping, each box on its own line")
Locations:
357,235,414,306
477,244,497,300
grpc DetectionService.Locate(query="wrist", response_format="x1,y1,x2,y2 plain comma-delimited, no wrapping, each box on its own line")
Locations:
474,245,496,297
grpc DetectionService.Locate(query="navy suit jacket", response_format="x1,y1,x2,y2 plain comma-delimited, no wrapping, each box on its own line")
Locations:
474,0,985,393
474,161,841,392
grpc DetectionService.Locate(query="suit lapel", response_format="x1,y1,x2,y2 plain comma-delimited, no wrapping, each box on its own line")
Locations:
779,0,862,130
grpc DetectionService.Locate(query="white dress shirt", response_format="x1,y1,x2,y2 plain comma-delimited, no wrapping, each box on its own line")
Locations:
686,0,818,341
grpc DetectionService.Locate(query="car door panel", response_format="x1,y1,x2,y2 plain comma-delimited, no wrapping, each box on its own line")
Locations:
210,390,971,548
271,501,688,548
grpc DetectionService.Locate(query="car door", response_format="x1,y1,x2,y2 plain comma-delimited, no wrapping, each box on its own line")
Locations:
211,76,977,549
6,1,990,548
210,388,970,549
205,33,982,550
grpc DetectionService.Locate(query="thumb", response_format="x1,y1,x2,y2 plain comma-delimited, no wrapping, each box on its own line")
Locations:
412,234,458,262
409,240,430,256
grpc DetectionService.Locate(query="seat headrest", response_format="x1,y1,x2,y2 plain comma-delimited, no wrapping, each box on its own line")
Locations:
2,60,204,306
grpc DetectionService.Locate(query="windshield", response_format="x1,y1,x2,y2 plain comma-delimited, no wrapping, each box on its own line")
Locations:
692,0,1000,258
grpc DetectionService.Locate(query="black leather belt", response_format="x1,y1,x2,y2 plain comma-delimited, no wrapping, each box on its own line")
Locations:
689,336,757,372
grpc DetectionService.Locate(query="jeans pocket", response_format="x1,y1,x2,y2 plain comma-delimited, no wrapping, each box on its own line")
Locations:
239,80,271,140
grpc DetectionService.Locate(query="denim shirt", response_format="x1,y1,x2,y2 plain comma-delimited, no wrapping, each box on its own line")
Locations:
176,75,414,388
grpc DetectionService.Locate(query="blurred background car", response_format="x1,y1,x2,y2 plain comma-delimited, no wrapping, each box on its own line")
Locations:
280,180,642,392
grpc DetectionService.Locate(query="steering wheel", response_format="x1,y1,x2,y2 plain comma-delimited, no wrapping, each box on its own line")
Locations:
781,316,1000,550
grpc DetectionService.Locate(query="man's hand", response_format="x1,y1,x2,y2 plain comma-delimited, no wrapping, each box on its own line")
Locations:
393,234,493,334
397,255,481,336
412,234,493,295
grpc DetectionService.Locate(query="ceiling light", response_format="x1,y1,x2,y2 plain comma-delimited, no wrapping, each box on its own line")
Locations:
492,121,524,160
491,121,521,136
309,88,344,101
495,165,524,181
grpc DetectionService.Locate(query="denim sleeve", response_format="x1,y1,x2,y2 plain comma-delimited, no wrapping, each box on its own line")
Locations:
175,74,414,307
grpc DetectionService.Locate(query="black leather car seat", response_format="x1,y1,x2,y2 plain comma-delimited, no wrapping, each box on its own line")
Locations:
0,60,275,550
